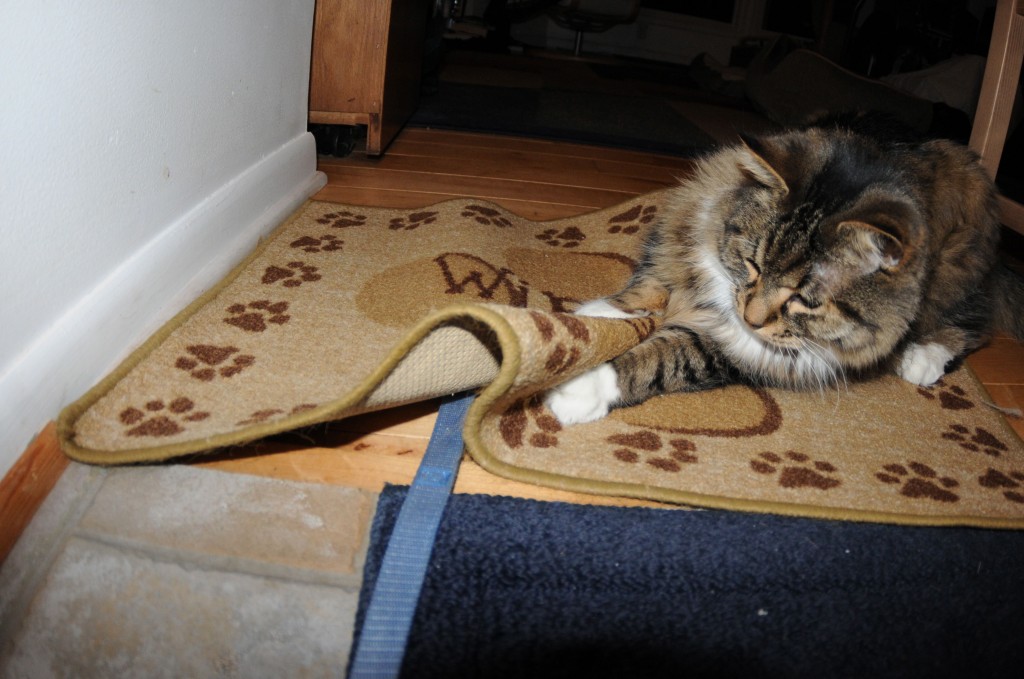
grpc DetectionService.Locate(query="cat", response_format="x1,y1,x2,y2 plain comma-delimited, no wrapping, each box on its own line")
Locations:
546,114,1024,425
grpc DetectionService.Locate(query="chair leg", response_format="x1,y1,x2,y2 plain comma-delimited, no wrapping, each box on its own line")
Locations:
573,30,583,56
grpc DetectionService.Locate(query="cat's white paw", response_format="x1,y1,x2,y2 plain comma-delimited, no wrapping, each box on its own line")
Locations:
897,342,954,386
574,299,646,319
545,363,621,425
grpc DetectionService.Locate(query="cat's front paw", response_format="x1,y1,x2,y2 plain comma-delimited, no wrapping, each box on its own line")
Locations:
574,299,648,319
545,363,620,425
897,342,955,386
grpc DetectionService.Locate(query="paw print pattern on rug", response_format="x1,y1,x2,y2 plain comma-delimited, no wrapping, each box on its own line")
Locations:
978,467,1024,504
607,430,698,473
461,204,513,228
530,311,594,378
290,234,343,253
916,380,973,410
223,300,290,332
498,397,563,449
606,204,657,235
119,398,210,437
236,403,318,426
174,344,255,382
316,210,367,229
941,424,1008,457
388,211,439,231
535,226,585,248
875,461,960,502
750,451,841,490
261,261,322,287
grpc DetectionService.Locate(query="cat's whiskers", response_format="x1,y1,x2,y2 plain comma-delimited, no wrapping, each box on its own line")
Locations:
798,337,848,397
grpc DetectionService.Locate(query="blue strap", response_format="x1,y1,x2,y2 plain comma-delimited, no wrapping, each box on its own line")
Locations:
348,392,475,679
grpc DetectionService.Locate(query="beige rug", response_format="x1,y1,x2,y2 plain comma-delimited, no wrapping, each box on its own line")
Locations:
58,192,1024,528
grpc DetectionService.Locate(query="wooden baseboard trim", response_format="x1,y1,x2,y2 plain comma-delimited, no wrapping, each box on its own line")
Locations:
0,422,68,565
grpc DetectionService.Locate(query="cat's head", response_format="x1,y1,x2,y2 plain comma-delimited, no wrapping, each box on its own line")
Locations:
707,129,927,372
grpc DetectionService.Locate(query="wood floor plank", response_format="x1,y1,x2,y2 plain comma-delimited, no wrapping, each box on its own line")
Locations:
398,127,693,167
382,139,694,182
311,185,601,219
316,164,637,207
197,432,672,508
968,338,1024,385
0,423,68,565
320,152,682,193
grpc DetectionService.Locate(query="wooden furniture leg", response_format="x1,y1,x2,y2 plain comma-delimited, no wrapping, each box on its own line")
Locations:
969,0,1024,233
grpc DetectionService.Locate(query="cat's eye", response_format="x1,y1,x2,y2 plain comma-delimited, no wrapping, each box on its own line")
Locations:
785,293,819,312
744,259,760,286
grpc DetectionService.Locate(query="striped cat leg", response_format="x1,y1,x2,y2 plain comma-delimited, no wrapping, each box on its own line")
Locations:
546,325,728,425
611,325,729,406
543,297,648,425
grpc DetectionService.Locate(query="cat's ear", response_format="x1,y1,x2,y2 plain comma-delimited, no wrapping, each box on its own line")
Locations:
737,134,790,195
837,220,905,272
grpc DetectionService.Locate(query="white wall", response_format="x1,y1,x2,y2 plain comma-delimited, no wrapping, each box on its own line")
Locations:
0,1,324,476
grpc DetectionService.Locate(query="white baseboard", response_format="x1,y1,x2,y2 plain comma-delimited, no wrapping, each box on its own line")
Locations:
0,132,327,477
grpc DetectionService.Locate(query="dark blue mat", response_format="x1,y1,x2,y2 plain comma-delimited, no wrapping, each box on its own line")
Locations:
350,485,1024,679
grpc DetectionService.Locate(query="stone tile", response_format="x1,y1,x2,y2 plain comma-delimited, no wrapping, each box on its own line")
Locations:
0,463,106,639
0,537,359,679
79,466,374,577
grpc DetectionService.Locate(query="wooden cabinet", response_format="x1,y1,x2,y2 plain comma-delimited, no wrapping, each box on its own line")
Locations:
309,0,428,156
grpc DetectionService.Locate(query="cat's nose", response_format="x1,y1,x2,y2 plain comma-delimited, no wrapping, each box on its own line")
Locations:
743,298,771,329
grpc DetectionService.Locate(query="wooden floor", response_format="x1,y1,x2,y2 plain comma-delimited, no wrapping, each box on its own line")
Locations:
13,127,1024,534
193,126,1024,505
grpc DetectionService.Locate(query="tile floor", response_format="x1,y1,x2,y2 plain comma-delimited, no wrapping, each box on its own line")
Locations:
0,463,374,677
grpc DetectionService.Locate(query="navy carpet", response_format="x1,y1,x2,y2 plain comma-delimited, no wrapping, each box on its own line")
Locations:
350,485,1024,679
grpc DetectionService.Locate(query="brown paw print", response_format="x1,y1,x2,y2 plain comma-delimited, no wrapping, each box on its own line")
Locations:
529,311,593,377
461,204,512,228
388,210,439,231
236,403,318,426
536,226,586,248
607,204,657,234
119,398,210,437
941,424,1008,457
750,451,841,490
498,397,562,449
875,462,960,502
978,467,1024,504
223,300,290,332
916,380,973,410
608,430,698,473
175,344,255,381
316,210,366,229
261,261,322,287
290,234,343,253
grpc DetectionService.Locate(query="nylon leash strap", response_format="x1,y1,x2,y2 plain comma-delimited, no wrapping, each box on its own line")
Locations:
348,392,474,679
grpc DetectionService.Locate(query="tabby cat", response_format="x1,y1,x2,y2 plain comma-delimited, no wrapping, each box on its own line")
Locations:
546,115,1024,425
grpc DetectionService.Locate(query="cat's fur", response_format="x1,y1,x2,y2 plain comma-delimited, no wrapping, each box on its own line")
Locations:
546,115,1024,425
